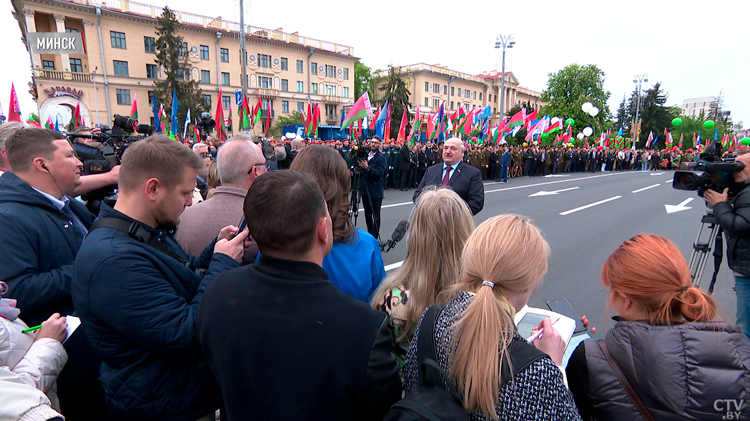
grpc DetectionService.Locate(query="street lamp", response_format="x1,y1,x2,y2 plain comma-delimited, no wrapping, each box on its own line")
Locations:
494,34,515,120
633,73,648,146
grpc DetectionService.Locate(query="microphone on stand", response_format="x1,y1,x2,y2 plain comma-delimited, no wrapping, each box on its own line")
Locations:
380,219,409,252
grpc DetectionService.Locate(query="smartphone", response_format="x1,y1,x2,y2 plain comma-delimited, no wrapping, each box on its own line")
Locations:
546,298,587,334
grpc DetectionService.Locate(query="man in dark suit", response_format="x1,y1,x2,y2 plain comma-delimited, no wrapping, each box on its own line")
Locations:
398,142,410,190
497,145,510,182
358,136,387,239
413,137,484,215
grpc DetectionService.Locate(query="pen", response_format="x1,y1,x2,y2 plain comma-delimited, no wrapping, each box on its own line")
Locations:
22,324,44,333
527,317,560,343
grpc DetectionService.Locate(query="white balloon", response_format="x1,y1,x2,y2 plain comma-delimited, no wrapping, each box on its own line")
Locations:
589,107,600,117
581,102,593,113
583,127,593,137
577,133,585,140
550,117,560,125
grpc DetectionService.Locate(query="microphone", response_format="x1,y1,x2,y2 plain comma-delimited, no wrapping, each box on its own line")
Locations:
380,219,409,252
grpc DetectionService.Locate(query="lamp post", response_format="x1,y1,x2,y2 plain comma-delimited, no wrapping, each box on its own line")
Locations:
494,34,515,120
633,73,648,146
92,66,100,126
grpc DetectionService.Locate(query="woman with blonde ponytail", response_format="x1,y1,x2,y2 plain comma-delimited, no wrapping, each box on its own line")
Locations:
403,215,581,420
567,234,750,420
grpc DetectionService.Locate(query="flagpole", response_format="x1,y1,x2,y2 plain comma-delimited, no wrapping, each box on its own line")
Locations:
239,0,247,133
633,74,647,146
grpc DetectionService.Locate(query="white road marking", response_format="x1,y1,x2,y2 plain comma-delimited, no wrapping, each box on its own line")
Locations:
664,180,672,184
665,198,694,214
651,172,664,176
559,196,622,216
631,184,661,193
529,187,580,197
385,261,404,272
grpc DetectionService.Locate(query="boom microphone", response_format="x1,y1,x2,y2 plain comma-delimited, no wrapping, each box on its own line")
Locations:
380,219,409,252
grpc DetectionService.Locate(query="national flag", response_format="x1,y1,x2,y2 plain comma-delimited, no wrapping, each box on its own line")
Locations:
375,100,389,139
617,127,623,138
252,97,262,129
397,107,408,144
159,104,168,134
523,108,538,129
54,116,59,132
341,92,373,131
646,131,654,147
265,100,271,137
383,102,392,141
183,108,191,140
462,107,476,135
714,127,719,141
369,109,379,130
226,105,233,133
526,115,550,141
313,103,320,137
170,90,179,138
45,116,53,130
544,119,562,134
215,87,226,140
408,105,421,143
70,101,83,130
696,132,701,147
152,95,161,133
427,112,435,140
130,94,138,129
508,109,525,128
8,83,21,122
194,118,200,142
679,133,684,149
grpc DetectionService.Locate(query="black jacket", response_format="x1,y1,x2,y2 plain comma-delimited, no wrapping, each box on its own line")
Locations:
413,161,484,215
399,145,411,171
567,319,750,420
361,151,387,200
197,255,402,421
714,183,750,276
73,204,238,421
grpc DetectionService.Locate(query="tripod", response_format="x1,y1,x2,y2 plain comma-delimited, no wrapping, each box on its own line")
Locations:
688,210,724,294
349,167,379,240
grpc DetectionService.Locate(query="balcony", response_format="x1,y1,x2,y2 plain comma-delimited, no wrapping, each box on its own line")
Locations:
255,88,278,99
326,114,339,123
34,69,91,82
259,110,276,118
323,95,345,104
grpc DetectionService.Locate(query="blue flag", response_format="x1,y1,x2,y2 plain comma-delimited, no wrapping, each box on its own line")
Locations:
617,127,623,137
714,127,719,140
153,96,161,133
170,90,178,137
375,100,389,139
54,117,59,132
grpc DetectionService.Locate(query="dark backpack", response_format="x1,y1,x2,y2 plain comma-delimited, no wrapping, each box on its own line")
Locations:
384,305,547,421
383,305,469,421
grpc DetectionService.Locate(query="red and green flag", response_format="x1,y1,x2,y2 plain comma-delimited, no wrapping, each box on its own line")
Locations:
215,87,227,141
252,97,262,129
158,104,168,134
341,92,373,131
129,94,138,127
70,101,83,130
408,105,421,144
508,109,525,128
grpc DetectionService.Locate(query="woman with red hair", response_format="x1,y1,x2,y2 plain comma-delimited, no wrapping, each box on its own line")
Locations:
567,234,750,420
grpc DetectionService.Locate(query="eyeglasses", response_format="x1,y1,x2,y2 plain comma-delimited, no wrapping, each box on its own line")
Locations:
248,162,267,174
199,153,211,158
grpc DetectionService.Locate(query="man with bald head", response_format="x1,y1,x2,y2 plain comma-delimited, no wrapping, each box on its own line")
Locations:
413,137,484,215
177,137,266,255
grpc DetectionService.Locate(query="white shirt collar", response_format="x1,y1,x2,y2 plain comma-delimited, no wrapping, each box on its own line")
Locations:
31,187,68,211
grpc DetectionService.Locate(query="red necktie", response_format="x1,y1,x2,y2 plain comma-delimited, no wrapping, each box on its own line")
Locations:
442,166,452,186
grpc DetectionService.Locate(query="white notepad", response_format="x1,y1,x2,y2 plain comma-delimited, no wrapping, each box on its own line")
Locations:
514,305,575,346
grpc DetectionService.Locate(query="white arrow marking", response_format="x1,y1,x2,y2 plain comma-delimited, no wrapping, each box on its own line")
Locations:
545,174,570,177
651,172,664,176
560,196,622,216
631,184,660,193
665,198,694,214
529,187,580,197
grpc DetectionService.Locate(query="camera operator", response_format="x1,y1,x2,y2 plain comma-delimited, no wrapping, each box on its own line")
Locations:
70,126,121,214
703,150,750,338
358,136,387,239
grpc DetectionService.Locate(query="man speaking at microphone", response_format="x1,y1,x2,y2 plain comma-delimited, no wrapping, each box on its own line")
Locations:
413,137,484,215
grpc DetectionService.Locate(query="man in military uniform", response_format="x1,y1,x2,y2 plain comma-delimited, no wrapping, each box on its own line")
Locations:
480,145,491,179
340,139,353,169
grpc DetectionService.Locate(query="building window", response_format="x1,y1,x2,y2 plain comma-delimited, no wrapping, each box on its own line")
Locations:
326,84,336,96
451,87,454,96
343,87,349,98
433,99,440,108
65,27,78,33
110,31,126,49
489,93,492,102
114,60,130,77
297,102,304,113
144,36,155,53
457,88,462,97
297,81,304,93
146,64,158,79
222,96,230,110
280,57,288,71
473,91,477,99
200,45,209,60
450,101,454,110
425,82,429,91
325,104,336,120
148,91,155,105
479,92,482,101
201,70,210,84
176,68,189,81
311,62,317,75
325,65,336,77
259,76,271,89
258,54,271,68
443,85,447,94
435,84,440,94
43,60,54,70
494,107,496,114
282,100,289,113
311,83,318,94
116,89,131,105
424,98,428,107
281,79,288,92
343,68,349,80
220,48,229,63
203,94,212,107
221,72,230,86
297,60,303,73
69,58,82,73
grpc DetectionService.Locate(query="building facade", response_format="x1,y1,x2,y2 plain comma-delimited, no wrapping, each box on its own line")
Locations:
681,97,717,118
373,64,543,125
12,0,356,137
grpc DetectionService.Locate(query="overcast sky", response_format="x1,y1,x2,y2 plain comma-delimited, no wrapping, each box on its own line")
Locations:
2,0,747,128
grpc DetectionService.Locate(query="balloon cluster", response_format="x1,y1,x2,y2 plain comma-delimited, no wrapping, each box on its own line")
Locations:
582,102,600,117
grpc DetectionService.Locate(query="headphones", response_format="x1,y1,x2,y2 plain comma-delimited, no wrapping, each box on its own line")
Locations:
41,163,48,171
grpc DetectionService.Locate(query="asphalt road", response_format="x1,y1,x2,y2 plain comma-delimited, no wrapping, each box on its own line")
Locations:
354,170,738,331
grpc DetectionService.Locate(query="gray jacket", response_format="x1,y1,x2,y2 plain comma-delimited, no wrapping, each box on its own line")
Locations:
567,319,750,420
713,183,750,277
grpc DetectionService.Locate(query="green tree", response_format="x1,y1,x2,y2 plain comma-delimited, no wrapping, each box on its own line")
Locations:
153,6,206,135
539,64,611,135
505,104,524,119
354,60,377,101
377,65,412,139
636,83,680,148
269,111,303,137
670,114,732,150
614,94,630,135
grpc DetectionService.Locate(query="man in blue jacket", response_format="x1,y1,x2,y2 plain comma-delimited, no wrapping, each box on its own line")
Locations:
357,135,387,239
72,135,248,421
0,128,106,419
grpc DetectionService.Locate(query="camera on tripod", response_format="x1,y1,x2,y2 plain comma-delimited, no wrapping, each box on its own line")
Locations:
672,143,745,198
348,139,369,168
196,112,216,139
